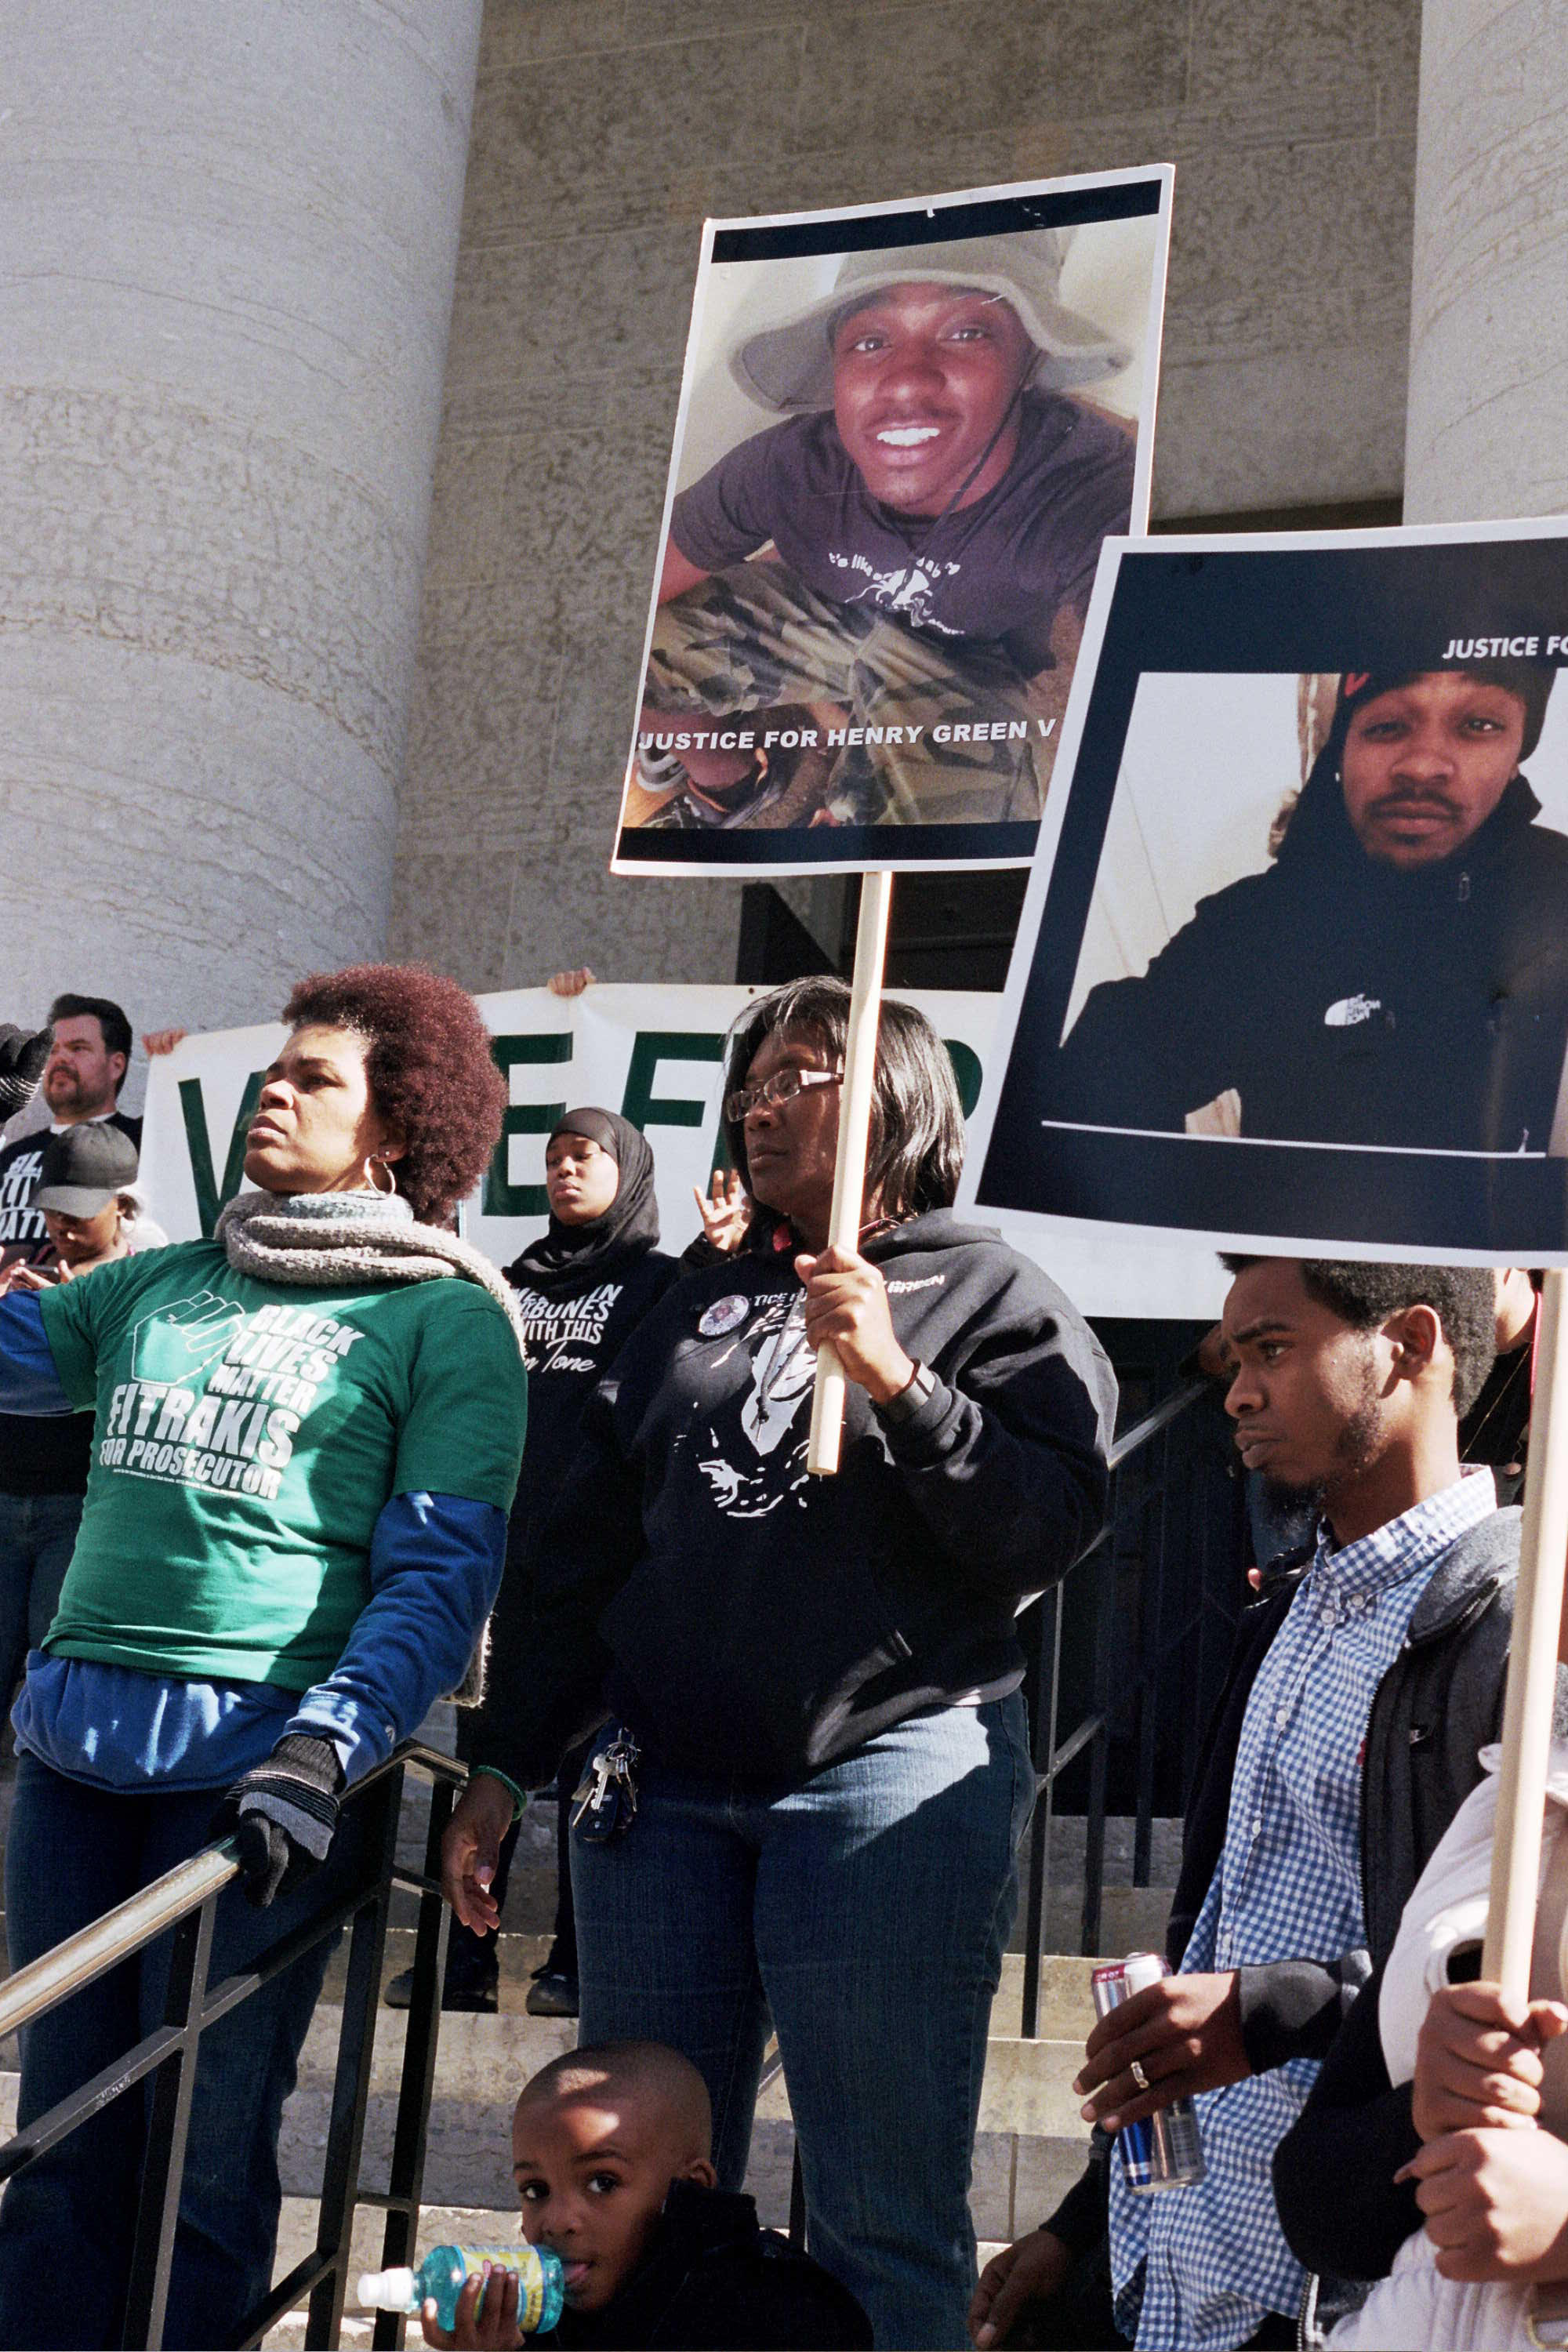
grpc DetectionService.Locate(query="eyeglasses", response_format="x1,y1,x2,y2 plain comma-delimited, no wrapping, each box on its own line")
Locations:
724,1065,844,1123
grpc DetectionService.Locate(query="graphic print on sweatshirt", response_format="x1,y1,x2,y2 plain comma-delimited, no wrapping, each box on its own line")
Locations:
0,1140,46,1262
512,1280,625,1377
691,1290,815,1519
99,1293,366,1501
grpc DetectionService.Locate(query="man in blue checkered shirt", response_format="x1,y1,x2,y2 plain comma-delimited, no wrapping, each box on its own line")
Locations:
971,1258,1515,2351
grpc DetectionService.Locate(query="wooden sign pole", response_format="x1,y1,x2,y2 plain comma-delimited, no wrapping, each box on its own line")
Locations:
806,870,894,1478
1483,1265,1568,2003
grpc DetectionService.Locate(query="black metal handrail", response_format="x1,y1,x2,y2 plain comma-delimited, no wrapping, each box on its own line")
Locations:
0,1382,1245,2339
0,1740,463,2350
1016,1375,1246,2035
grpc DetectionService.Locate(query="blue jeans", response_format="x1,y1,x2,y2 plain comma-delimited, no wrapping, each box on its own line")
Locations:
0,1491,82,1696
0,1751,368,2350
571,1695,1034,2350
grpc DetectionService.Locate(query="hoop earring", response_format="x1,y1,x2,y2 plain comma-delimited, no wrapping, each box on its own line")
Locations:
368,1156,397,1198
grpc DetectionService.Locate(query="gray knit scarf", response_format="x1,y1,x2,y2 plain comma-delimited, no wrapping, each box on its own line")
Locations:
215,1186,526,1706
216,1187,527,1358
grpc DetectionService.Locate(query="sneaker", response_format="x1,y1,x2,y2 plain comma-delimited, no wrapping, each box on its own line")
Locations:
444,1969,499,2015
525,1968,579,2019
636,742,689,793
646,749,792,830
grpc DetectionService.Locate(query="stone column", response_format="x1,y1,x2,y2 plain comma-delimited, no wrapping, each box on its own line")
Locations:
1405,0,1568,522
0,4,483,1044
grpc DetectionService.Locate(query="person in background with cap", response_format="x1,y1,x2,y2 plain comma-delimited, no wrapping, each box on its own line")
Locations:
1049,663,1568,1153
631,230,1134,832
0,1123,165,1705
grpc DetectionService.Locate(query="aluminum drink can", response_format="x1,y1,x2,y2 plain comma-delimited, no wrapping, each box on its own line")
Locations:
1089,1951,1207,2193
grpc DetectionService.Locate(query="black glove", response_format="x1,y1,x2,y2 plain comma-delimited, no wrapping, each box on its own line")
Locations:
212,1733,346,1907
0,1027,49,1120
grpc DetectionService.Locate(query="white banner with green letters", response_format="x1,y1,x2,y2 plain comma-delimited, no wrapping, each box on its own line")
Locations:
139,985,1221,1319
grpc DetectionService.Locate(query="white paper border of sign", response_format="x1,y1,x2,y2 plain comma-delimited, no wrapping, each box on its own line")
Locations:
608,162,1174,881
958,509,1568,1269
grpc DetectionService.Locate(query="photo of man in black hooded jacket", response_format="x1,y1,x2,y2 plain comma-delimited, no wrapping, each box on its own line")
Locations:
1050,662,1568,1155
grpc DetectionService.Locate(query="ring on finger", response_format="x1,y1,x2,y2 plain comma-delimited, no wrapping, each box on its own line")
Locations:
1130,2058,1150,2092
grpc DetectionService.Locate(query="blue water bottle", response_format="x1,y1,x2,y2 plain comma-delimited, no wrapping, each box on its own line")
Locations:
358,2242,566,2336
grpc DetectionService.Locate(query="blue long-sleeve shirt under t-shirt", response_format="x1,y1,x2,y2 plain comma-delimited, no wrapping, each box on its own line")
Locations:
0,1290,506,1790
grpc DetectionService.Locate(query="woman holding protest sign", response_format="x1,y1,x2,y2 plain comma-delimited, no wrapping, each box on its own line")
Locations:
444,975,1116,2350
0,964,527,2350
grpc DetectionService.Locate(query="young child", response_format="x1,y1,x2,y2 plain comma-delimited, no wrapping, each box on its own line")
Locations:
421,2041,870,2350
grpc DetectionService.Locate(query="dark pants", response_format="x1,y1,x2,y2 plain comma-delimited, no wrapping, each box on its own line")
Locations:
0,1752,367,2349
572,1697,1035,2350
0,1491,82,1697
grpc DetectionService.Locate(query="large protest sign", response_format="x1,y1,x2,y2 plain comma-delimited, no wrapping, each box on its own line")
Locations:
137,983,1223,1320
611,168,1172,879
963,519,1568,1263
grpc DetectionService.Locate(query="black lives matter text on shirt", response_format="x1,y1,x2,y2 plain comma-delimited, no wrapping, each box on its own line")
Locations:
670,390,1134,677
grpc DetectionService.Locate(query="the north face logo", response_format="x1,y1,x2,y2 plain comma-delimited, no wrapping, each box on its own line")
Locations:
1324,994,1384,1029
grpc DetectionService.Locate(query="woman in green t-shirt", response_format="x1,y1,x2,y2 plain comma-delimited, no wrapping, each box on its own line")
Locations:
0,964,527,2352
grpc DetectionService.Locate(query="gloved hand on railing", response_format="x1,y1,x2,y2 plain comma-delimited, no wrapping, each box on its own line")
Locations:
212,1733,347,1907
0,1026,49,1120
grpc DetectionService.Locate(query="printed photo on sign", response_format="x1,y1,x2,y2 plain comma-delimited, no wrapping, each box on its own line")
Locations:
964,521,1568,1262
612,167,1173,879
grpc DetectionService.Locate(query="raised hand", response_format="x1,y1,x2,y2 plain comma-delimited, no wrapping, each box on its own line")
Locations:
692,1170,751,1254
129,1291,245,1382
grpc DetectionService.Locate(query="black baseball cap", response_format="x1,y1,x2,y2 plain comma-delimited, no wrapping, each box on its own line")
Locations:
34,1123,139,1216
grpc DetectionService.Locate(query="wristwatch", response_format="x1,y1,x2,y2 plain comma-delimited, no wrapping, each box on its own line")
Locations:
878,1359,938,1424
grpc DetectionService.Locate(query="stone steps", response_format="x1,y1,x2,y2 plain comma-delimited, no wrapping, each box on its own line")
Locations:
0,1741,1180,2343
254,1944,1134,2337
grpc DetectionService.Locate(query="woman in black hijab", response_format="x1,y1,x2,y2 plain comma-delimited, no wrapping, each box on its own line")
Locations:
390,1109,679,2013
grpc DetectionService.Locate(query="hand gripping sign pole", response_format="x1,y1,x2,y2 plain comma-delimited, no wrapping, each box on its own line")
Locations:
807,871,894,1478
1483,1268,1568,2002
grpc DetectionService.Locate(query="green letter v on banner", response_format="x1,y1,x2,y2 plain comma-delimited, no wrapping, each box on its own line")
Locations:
180,1073,264,1237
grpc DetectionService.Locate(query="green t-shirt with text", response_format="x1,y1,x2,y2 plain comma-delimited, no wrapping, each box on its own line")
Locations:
38,1241,526,1689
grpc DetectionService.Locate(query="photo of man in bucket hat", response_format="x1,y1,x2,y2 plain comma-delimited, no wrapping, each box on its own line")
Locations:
629,227,1141,836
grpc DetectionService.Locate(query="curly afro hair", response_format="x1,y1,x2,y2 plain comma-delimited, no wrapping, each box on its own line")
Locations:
281,964,505,1225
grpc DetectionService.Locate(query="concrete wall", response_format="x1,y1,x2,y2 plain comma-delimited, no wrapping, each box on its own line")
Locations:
1405,0,1568,525
1,4,482,1040
391,0,1423,993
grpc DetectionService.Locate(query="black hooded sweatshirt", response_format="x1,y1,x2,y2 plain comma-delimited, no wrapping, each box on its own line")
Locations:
468,1210,1116,1789
541,2180,871,2350
501,1111,681,1584
1051,757,1568,1151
